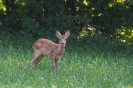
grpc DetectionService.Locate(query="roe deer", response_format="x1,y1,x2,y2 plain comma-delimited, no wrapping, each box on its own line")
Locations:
30,30,70,71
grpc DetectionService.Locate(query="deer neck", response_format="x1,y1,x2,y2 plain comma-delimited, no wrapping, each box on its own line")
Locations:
57,44,65,55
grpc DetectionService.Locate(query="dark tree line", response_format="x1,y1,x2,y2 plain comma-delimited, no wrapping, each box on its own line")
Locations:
0,0,133,40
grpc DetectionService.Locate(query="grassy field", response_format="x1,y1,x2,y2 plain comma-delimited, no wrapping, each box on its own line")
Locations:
0,33,133,88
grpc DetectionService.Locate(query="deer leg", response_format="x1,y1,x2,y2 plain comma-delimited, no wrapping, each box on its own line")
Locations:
55,59,58,69
30,52,42,68
35,55,45,64
52,58,58,72
52,59,56,72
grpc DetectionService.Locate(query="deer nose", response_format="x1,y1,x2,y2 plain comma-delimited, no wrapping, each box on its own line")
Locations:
61,43,65,45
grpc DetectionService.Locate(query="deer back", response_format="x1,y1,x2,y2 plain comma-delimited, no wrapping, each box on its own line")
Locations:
32,38,63,58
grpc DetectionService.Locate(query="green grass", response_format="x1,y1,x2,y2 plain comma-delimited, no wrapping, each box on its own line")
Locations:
0,33,133,88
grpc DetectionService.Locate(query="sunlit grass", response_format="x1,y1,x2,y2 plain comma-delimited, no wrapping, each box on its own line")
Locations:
0,33,133,88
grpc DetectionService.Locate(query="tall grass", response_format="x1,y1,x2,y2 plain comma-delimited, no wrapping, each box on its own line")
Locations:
0,32,133,88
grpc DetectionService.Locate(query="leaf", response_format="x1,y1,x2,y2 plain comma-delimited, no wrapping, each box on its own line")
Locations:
35,22,39,28
31,19,35,24
59,11,63,15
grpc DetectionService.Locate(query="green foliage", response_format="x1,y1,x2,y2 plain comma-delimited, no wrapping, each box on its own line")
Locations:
0,0,133,43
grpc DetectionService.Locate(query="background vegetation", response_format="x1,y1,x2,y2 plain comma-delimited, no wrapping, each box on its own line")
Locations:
0,0,133,42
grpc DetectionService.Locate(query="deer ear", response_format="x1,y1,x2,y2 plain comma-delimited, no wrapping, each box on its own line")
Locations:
56,30,61,39
64,30,70,39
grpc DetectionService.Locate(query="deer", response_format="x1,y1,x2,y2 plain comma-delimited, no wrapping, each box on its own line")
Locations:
30,30,70,71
